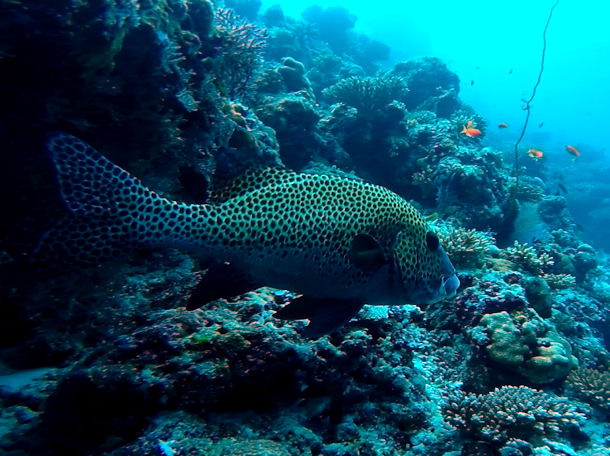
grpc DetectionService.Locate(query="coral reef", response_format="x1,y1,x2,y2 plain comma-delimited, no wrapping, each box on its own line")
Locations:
502,241,555,276
1,1,609,455
565,368,610,415
209,8,267,98
436,226,496,270
391,57,461,112
455,277,528,327
322,75,407,118
478,309,578,384
443,386,586,444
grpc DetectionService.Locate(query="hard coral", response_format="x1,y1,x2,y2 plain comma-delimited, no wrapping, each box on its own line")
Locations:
437,226,496,269
479,309,578,384
322,75,407,118
565,367,610,415
255,93,320,169
391,57,460,110
501,241,554,276
455,278,527,327
208,8,267,97
443,386,586,445
541,273,576,290
416,144,510,230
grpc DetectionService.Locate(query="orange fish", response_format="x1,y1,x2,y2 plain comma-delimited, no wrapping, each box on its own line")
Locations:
466,120,474,128
498,122,508,128
565,145,580,157
527,148,544,161
460,125,482,138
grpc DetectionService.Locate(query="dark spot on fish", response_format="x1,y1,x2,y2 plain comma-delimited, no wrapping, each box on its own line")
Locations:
425,231,439,251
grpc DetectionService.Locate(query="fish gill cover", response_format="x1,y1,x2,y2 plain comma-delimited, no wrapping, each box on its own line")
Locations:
0,1,609,455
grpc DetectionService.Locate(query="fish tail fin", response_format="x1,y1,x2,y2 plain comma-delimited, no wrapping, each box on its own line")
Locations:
33,133,183,270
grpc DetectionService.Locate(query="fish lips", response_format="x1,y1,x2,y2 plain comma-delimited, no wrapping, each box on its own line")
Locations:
437,245,459,299
441,273,460,298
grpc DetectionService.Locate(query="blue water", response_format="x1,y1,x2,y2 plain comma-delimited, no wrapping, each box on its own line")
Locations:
262,0,610,154
262,0,610,250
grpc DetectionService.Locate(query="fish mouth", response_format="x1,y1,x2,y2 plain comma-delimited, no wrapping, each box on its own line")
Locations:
441,273,460,298
437,245,459,298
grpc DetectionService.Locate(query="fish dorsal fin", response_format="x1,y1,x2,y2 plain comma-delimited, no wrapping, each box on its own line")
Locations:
210,167,296,203
349,233,387,274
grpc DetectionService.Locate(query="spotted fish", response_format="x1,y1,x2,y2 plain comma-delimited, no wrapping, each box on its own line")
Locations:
35,133,459,337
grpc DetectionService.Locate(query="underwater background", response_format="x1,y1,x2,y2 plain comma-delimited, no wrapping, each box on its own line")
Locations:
1,0,609,455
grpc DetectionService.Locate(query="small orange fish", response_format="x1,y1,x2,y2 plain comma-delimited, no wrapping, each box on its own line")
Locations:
466,120,474,128
498,122,508,128
527,148,544,161
565,145,580,157
460,125,482,138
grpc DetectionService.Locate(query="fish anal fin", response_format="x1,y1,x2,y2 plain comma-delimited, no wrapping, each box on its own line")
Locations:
187,263,259,310
349,233,386,274
274,296,364,339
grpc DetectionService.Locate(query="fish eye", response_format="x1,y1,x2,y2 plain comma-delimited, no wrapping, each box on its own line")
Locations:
425,231,440,251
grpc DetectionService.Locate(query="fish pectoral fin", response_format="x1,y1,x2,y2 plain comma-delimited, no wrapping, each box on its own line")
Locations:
186,262,259,310
349,233,387,274
274,296,364,339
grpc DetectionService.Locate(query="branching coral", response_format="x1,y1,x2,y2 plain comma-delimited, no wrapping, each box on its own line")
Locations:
541,273,576,290
500,241,578,288
443,386,586,444
209,8,267,97
565,368,610,414
437,227,495,269
322,75,407,117
501,241,554,276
